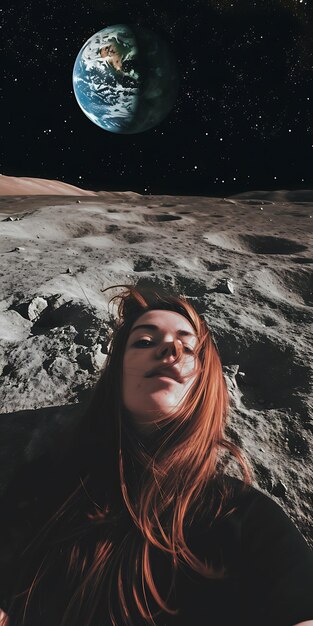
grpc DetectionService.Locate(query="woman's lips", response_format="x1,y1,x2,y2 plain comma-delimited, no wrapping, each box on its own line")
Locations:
148,375,177,383
146,367,182,382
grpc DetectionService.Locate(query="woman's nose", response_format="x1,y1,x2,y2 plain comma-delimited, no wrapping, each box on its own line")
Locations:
157,339,182,358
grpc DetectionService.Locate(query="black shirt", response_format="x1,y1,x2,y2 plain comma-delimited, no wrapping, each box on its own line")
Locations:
164,477,313,626
1,473,312,626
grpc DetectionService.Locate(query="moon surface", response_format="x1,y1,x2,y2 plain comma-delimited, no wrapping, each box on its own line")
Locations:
0,175,312,558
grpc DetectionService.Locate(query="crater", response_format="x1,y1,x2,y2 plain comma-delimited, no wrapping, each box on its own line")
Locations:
292,257,313,265
261,316,278,327
175,276,208,297
69,222,104,239
133,257,154,272
105,224,119,233
203,261,228,272
241,235,307,255
123,232,147,244
144,214,182,222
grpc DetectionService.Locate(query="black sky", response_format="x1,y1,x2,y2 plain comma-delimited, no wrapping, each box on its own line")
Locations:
1,0,313,195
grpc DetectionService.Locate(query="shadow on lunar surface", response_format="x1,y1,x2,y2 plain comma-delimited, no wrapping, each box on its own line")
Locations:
216,332,311,413
247,266,313,309
286,432,310,457
281,269,313,307
241,235,307,255
11,299,102,336
260,298,312,324
176,276,208,297
144,213,183,222
254,463,274,492
0,400,90,496
105,224,120,233
260,315,279,328
123,232,147,244
133,256,154,272
292,257,313,265
237,199,274,205
202,260,229,271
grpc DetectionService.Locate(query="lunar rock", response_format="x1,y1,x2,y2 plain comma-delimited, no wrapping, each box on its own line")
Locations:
272,480,288,497
216,277,234,294
27,297,48,322
0,310,32,343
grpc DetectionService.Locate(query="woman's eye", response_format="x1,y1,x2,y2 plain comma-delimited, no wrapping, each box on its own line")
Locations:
134,339,194,353
134,339,153,347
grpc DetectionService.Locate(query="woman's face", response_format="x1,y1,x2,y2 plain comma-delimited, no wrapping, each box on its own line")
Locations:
123,309,200,434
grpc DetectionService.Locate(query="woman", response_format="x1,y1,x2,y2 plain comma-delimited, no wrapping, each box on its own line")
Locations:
0,283,312,626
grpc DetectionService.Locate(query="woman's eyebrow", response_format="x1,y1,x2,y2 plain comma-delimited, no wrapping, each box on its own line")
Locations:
129,324,196,338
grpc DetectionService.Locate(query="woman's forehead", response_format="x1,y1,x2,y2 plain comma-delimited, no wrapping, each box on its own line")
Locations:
130,309,196,335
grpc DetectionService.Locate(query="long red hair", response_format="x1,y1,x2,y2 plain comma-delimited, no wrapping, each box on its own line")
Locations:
9,283,252,625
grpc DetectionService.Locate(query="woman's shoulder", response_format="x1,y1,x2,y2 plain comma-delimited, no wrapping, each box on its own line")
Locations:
200,472,259,520
203,473,313,577
214,474,306,533
201,473,311,552
199,474,313,624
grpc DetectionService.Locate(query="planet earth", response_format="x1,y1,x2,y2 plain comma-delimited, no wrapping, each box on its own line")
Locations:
72,24,179,134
